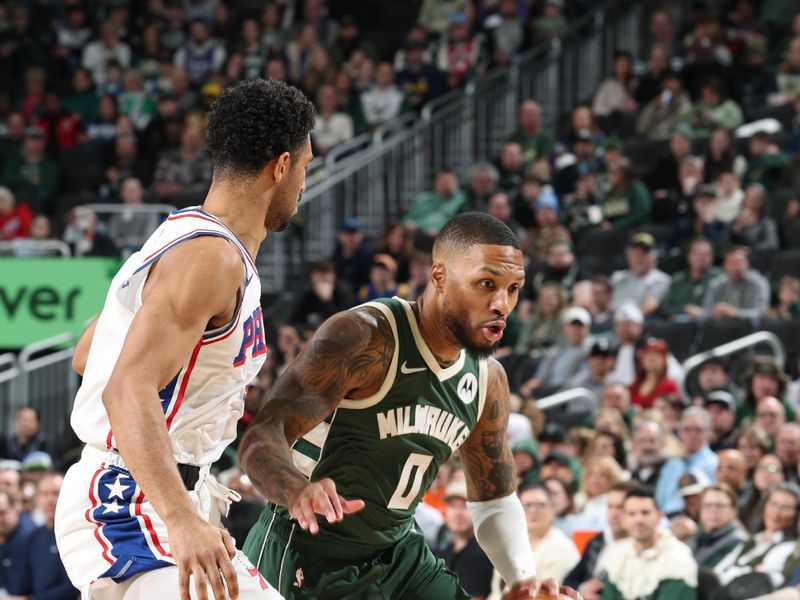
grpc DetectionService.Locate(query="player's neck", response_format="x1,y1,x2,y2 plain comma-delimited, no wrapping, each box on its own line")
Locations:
414,295,461,366
202,179,266,259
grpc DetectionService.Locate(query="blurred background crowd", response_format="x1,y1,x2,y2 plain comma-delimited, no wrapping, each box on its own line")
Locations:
6,0,800,599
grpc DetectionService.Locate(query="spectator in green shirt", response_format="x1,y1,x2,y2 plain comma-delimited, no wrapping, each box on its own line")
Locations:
507,100,555,168
0,127,59,215
742,130,790,192
403,169,466,237
660,237,722,320
681,78,744,138
601,157,652,230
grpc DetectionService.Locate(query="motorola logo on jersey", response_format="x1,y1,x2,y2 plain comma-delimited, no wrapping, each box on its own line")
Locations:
457,373,477,404
233,307,267,367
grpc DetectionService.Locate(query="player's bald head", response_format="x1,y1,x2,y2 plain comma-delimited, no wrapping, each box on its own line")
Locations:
432,212,521,262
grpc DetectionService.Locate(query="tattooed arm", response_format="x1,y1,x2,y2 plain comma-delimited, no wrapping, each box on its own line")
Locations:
463,358,582,600
239,306,394,533
461,357,516,501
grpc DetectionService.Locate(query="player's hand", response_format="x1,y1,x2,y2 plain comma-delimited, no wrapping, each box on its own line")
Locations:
288,477,365,534
578,578,603,600
502,577,583,599
168,513,239,600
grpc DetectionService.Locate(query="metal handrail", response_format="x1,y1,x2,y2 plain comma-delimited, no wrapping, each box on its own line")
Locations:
372,112,419,143
0,354,19,384
0,240,71,257
18,332,76,368
536,387,598,411
680,331,785,399
324,133,374,168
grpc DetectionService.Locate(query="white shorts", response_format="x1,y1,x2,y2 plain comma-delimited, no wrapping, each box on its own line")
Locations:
55,445,282,599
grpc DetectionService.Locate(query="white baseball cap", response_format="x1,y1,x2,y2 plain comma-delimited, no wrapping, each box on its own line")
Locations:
615,303,643,325
563,306,591,327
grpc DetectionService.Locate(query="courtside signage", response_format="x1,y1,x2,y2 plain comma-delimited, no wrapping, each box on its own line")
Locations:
0,258,120,347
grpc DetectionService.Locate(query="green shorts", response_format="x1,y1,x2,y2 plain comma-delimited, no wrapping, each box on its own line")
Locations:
242,506,470,600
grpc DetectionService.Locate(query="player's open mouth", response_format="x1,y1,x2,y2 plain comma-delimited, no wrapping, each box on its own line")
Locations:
480,323,505,342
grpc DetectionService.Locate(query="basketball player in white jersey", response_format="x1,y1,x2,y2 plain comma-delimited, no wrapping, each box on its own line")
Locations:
54,79,316,600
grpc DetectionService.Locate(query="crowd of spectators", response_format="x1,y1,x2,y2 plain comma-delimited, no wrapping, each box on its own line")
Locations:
9,0,800,599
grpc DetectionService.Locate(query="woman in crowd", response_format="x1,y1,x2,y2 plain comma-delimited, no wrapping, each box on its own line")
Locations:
544,476,577,537
740,454,787,534
514,282,566,359
736,425,772,478
573,455,626,531
715,482,800,588
629,338,680,409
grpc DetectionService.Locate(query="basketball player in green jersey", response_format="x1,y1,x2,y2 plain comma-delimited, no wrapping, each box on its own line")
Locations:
239,213,580,600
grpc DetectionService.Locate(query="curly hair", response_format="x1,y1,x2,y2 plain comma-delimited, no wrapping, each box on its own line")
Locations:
206,79,316,177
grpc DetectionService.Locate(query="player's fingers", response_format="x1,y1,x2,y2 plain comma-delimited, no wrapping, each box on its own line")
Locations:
218,552,239,600
301,499,319,534
205,560,227,600
221,530,237,560
320,481,344,520
193,566,210,600
312,488,337,523
340,497,366,514
561,586,583,600
178,565,192,600
540,578,560,595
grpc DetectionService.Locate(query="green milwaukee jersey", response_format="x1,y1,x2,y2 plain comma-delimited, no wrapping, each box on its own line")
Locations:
278,297,488,552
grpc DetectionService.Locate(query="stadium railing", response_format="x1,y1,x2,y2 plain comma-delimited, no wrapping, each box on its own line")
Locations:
256,0,644,294
0,240,71,257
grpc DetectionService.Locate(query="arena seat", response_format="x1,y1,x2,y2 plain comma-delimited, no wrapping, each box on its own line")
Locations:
644,320,697,362
762,319,800,377
696,318,755,352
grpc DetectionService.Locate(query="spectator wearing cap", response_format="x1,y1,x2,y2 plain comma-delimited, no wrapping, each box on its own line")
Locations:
395,37,445,113
507,100,555,168
609,303,683,386
173,19,226,83
518,482,580,581
677,470,710,522
433,478,493,599
564,338,616,400
331,218,374,294
358,253,409,302
689,483,749,570
657,407,719,516
289,260,355,330
311,84,354,156
716,482,800,587
636,72,692,141
703,246,770,320
629,338,680,410
705,390,738,452
739,356,795,425
0,126,59,214
512,437,540,487
610,233,671,317
81,21,132,86
519,306,591,398
0,186,33,241
524,238,590,303
0,489,37,595
742,131,790,192
403,169,465,238
435,10,486,89
660,237,721,320
600,485,698,600
776,423,800,484
728,183,780,251
10,472,78,598
553,127,602,198
599,158,653,231
0,407,48,464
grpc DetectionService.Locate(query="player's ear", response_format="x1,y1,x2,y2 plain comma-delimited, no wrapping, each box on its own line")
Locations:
271,151,291,184
430,261,446,291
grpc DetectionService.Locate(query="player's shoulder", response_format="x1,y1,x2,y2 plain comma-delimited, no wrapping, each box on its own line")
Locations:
314,304,395,353
485,356,508,388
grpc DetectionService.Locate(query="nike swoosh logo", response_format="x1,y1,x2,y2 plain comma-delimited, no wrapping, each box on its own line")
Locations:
245,273,253,286
400,361,426,374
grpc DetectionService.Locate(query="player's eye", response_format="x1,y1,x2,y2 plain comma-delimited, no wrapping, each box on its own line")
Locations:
479,280,494,289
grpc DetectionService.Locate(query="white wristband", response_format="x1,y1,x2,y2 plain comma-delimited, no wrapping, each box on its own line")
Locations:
467,492,536,586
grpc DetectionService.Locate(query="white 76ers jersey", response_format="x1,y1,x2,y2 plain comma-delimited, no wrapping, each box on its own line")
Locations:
70,207,267,466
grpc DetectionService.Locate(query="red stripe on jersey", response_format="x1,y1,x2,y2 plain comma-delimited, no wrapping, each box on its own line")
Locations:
85,464,115,565
166,213,258,274
133,489,172,558
166,341,201,429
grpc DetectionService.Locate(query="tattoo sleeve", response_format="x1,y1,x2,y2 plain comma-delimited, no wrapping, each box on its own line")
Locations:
460,358,517,501
238,307,394,506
